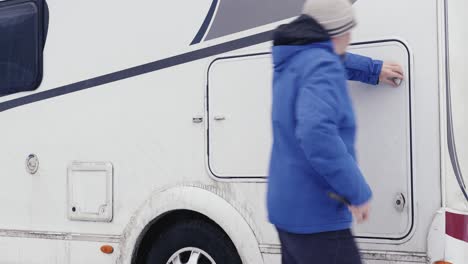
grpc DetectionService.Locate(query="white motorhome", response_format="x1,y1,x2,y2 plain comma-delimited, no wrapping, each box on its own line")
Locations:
0,0,467,263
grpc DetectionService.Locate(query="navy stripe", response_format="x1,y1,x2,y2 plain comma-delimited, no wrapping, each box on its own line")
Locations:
190,0,218,45
0,30,273,113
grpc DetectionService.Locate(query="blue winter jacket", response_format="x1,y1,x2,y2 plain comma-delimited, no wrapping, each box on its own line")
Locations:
267,15,382,234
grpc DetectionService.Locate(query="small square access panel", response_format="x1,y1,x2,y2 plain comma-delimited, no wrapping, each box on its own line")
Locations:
67,162,113,222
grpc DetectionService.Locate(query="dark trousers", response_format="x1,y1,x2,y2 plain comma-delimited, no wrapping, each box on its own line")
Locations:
277,228,363,264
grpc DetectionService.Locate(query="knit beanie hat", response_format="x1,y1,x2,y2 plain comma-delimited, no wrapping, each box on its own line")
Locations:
302,0,356,37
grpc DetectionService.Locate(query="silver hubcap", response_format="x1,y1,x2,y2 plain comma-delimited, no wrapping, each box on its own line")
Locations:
166,247,216,264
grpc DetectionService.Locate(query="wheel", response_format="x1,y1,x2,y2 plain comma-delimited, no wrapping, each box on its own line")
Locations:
144,219,242,264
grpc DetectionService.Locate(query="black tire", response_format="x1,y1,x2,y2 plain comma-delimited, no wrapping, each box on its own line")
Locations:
144,219,242,264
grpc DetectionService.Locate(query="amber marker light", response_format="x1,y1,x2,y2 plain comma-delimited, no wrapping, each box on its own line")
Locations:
100,245,114,254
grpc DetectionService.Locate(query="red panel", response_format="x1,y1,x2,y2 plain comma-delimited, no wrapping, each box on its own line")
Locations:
446,211,468,243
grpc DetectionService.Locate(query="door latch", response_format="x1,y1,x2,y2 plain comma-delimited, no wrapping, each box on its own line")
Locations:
192,116,204,124
214,115,226,121
394,193,406,212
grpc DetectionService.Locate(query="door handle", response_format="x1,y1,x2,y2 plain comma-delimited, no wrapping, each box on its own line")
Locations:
214,116,226,121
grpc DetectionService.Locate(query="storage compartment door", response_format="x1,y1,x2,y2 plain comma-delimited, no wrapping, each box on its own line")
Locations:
207,54,272,178
207,40,413,239
347,41,413,239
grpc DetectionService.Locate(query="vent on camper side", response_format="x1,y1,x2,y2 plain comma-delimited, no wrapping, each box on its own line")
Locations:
67,162,114,222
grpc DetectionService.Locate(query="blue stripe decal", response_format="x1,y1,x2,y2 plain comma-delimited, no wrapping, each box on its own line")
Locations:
0,30,273,113
190,0,218,45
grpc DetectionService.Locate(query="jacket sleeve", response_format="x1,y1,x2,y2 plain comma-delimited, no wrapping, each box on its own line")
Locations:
344,53,383,85
295,58,372,206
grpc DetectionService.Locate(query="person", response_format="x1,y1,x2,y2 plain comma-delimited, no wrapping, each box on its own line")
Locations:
266,0,404,263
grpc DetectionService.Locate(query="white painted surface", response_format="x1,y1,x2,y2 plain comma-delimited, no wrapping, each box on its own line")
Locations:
262,253,281,264
446,0,468,210
0,237,118,264
0,0,452,262
0,237,67,264
427,209,445,263
445,235,468,264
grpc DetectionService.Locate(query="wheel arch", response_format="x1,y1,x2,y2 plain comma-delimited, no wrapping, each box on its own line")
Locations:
117,185,264,264
132,209,237,263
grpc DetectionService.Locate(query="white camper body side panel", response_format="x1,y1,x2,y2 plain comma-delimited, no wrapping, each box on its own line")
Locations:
0,0,443,263
0,236,119,264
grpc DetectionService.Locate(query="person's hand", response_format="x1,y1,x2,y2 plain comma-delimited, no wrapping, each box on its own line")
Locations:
348,202,371,224
379,62,404,87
